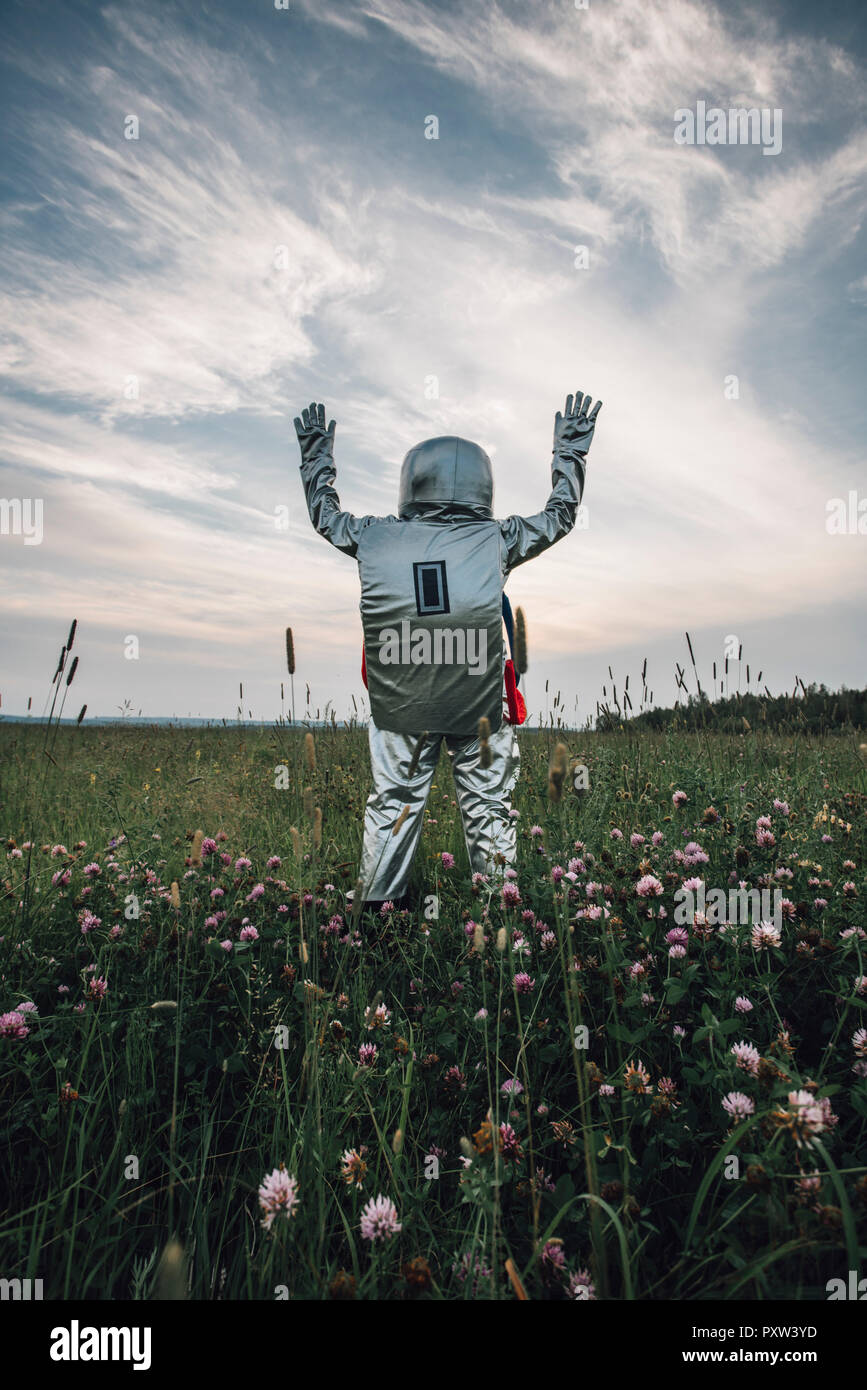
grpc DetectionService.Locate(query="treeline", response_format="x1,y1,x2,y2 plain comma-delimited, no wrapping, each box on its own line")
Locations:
597,683,867,734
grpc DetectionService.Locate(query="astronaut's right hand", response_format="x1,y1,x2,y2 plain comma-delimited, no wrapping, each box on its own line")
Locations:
293,401,336,465
553,391,602,458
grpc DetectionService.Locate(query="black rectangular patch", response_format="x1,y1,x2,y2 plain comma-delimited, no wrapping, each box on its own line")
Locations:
413,560,450,615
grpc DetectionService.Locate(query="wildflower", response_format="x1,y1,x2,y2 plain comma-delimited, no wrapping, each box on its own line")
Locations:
551,1118,576,1147
735,995,754,1014
358,1043,378,1067
795,1170,821,1196
0,1010,29,1039
773,799,790,816
502,882,521,907
340,1147,368,1189
773,1090,838,1148
731,1041,761,1076
751,921,781,950
329,1270,356,1299
665,926,688,948
636,875,663,898
530,825,544,836
722,1091,755,1121
501,1077,523,1096
452,1250,493,1296
258,1164,299,1230
474,1007,488,1022
672,791,688,808
499,1122,523,1160
246,883,265,902
234,857,252,873
624,1059,651,1094
599,1083,615,1096
239,924,259,942
403,1256,432,1293
360,1194,402,1243
513,971,535,994
673,1024,686,1039
569,1269,597,1300
220,939,233,952
364,1003,391,1030
681,841,709,867
855,976,867,996
852,1028,867,1058
83,862,101,879
542,1239,567,1271
17,1001,37,1014
87,976,108,999
534,1166,556,1192
440,852,455,868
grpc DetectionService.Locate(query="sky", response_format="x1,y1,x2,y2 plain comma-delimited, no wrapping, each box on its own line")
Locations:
1,0,865,725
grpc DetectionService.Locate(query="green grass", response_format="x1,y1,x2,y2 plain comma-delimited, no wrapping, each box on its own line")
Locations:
1,718,865,1300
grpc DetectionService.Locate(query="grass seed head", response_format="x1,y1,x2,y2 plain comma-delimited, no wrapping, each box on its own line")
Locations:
155,1238,187,1301
548,742,569,801
304,731,316,774
515,607,528,674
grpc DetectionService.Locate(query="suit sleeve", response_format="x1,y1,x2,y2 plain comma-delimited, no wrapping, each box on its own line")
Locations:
299,447,383,559
499,449,586,572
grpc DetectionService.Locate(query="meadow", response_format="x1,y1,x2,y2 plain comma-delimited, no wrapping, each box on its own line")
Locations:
1,712,866,1300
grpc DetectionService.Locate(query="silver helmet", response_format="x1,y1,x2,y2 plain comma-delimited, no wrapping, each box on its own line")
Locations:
398,436,493,519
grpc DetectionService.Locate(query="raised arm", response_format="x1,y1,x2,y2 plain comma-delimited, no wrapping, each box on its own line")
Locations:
294,401,380,558
499,391,602,572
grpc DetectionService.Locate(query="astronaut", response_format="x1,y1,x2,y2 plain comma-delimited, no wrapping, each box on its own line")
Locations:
294,391,602,905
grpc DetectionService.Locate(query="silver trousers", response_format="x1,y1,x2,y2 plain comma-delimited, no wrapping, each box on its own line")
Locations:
358,720,521,901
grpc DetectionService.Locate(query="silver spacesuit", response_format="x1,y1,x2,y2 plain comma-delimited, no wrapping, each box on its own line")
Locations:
294,392,601,902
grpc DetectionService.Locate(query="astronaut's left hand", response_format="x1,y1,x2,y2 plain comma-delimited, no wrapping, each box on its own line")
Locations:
553,391,602,458
294,401,336,464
